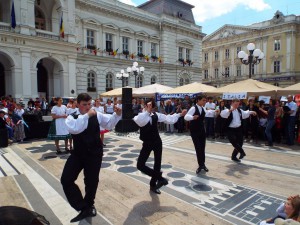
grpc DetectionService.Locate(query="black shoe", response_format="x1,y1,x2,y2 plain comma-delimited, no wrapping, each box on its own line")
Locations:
202,165,209,172
231,157,241,163
239,152,246,159
156,177,168,189
70,206,97,223
103,144,106,147
196,167,202,174
150,186,161,194
265,143,273,147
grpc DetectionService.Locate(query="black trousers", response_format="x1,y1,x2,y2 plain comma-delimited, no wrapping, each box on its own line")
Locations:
137,139,162,187
61,152,103,211
190,129,206,167
205,117,215,137
227,127,245,158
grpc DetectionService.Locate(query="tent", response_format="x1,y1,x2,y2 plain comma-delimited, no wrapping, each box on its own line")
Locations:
206,79,282,97
133,83,173,97
100,86,135,97
277,83,300,96
158,82,216,99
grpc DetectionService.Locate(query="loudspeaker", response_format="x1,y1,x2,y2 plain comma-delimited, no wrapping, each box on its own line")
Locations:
23,113,42,122
122,87,133,119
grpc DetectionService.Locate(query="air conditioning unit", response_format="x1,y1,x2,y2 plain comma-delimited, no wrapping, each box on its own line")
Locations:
178,12,183,18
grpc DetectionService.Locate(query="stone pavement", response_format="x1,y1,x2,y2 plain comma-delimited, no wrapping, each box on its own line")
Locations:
0,132,299,225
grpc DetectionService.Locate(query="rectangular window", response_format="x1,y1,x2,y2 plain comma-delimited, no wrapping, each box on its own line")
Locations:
236,65,241,76
236,46,241,55
186,49,191,60
274,61,280,73
204,70,208,79
151,43,157,56
137,40,143,54
225,49,230,59
178,47,183,60
87,29,95,47
225,67,230,77
214,51,219,61
214,68,219,78
204,53,208,62
274,40,281,51
122,37,129,52
106,33,113,51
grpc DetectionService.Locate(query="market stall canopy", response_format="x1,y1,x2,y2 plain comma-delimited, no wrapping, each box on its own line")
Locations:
163,82,216,94
277,83,300,96
206,79,283,97
100,86,135,97
133,83,173,97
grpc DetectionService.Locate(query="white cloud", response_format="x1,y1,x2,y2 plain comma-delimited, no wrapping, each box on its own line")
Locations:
186,0,271,22
118,0,137,6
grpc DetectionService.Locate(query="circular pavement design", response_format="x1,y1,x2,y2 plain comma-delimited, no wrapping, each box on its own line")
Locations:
107,152,120,156
101,162,111,168
120,153,139,159
167,172,185,178
117,166,137,173
172,180,190,187
115,160,133,166
192,183,213,192
102,156,117,161
161,164,172,169
119,144,134,148
114,148,128,152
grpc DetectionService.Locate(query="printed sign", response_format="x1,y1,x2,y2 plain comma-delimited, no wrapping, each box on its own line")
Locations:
156,93,198,101
258,96,271,104
222,92,247,100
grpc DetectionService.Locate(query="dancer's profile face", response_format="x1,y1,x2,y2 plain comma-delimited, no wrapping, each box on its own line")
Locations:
77,100,92,114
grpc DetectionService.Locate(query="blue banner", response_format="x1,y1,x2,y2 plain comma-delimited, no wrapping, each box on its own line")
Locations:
155,93,199,101
11,0,16,29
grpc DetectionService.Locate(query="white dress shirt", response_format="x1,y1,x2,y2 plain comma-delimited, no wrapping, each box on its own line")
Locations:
65,111,121,134
184,105,208,121
220,108,251,128
134,110,181,127
286,101,298,116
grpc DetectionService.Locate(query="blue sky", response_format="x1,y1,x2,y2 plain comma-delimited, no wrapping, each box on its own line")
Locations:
118,0,300,35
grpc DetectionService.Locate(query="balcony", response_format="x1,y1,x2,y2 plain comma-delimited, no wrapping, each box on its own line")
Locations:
0,22,11,32
36,30,60,41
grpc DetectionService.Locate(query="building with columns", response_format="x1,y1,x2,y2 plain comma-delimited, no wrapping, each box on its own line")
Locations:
202,11,300,87
0,0,204,100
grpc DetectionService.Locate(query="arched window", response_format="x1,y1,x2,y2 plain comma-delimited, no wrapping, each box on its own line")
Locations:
179,74,190,86
150,76,156,84
87,72,96,92
35,7,46,30
137,75,143,88
106,73,113,91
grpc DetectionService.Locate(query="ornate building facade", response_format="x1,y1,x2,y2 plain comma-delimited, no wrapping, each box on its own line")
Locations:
0,0,204,100
202,11,300,87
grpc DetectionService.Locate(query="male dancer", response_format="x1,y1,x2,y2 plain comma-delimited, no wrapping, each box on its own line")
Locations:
220,99,257,162
184,95,215,174
134,99,187,194
61,93,121,223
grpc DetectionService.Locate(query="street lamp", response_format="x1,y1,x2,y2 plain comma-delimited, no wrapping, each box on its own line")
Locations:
116,69,129,87
238,43,264,78
126,61,145,88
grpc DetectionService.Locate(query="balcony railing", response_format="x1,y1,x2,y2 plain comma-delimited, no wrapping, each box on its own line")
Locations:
36,30,60,41
0,22,11,32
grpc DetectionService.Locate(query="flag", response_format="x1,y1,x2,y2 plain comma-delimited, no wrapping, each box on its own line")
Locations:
11,0,16,29
113,48,119,56
60,13,64,38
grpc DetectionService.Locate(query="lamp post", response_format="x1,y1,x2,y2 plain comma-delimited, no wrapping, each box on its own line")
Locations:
115,69,129,87
126,62,145,88
237,43,264,78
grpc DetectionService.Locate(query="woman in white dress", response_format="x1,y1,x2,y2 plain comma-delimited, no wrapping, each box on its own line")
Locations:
92,98,108,146
105,99,114,115
47,97,71,154
66,100,78,150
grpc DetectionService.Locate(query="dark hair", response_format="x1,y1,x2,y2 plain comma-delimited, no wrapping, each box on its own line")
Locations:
232,98,240,103
270,99,276,106
207,96,213,100
77,93,92,104
289,196,300,220
56,97,62,101
194,95,206,104
145,99,156,108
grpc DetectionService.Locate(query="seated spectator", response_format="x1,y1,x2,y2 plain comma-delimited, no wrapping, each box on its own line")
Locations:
260,195,300,225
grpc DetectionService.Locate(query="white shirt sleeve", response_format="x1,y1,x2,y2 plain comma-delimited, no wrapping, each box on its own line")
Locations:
65,113,89,134
184,106,196,121
133,111,151,127
241,110,251,119
97,112,121,130
157,112,180,124
220,108,230,118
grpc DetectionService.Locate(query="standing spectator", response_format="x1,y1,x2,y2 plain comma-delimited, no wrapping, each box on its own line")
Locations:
41,97,48,116
49,97,56,111
245,99,259,142
215,100,227,139
34,97,41,108
105,99,114,115
116,99,122,109
92,99,109,146
274,100,284,143
0,109,13,144
12,104,26,142
204,97,216,139
157,100,166,131
132,99,141,116
182,95,192,110
28,98,35,107
176,101,185,133
165,100,175,133
47,97,71,154
285,95,298,145
259,99,276,146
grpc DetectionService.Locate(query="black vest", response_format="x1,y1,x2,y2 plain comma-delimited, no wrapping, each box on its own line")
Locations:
226,108,242,128
71,114,103,154
190,105,205,133
139,112,161,142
